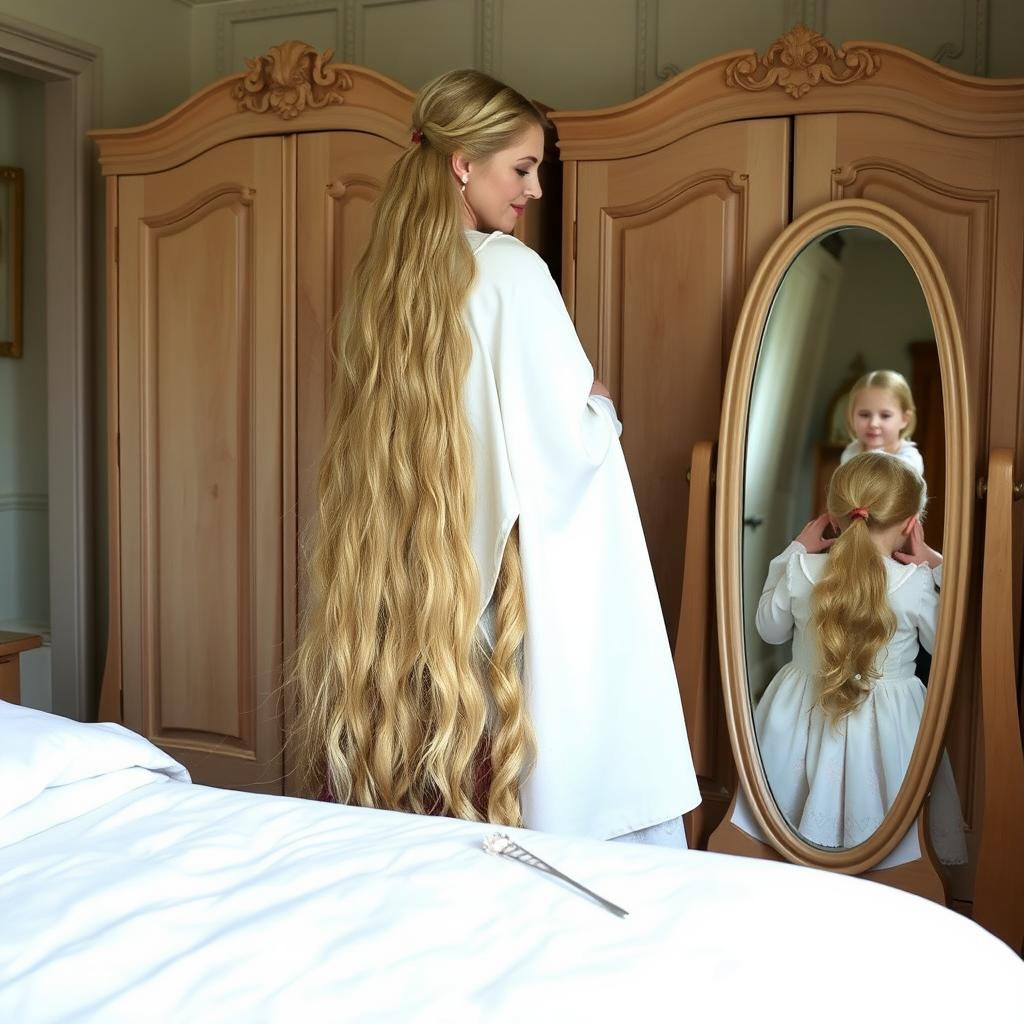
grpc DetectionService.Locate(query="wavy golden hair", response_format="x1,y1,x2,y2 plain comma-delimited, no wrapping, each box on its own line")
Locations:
289,70,545,826
811,452,926,722
846,369,917,441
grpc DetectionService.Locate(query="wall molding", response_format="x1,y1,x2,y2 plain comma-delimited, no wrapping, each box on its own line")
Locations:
931,0,989,76
0,492,48,513
215,1,342,76
477,0,501,74
215,0,501,79
809,0,990,76
641,0,804,95
634,0,652,97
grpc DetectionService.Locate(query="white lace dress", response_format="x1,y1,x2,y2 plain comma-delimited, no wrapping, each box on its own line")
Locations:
742,541,966,864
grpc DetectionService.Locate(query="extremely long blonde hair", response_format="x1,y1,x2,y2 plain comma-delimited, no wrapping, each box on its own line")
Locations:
811,452,926,722
290,70,545,826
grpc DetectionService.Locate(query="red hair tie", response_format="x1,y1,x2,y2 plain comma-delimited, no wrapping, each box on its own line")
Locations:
410,128,424,144
850,507,869,521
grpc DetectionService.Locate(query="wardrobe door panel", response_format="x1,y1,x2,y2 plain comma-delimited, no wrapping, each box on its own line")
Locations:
794,112,1024,903
117,137,285,792
574,119,789,635
572,120,788,840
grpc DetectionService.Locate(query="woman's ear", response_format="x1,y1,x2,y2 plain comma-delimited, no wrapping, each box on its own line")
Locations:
451,152,471,182
901,514,918,536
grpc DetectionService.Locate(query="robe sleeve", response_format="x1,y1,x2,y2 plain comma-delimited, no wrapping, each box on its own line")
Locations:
589,394,624,438
472,238,618,474
755,542,803,645
906,566,941,656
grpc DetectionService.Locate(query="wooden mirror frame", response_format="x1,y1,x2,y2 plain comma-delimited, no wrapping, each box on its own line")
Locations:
717,198,971,873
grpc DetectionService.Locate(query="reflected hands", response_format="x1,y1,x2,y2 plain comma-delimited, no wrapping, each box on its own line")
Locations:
893,519,943,569
795,513,836,554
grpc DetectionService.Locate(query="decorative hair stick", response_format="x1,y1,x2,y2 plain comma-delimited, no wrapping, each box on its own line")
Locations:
483,833,629,919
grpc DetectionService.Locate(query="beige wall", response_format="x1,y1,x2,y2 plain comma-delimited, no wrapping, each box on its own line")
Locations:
0,0,190,127
187,0,1024,110
0,0,192,707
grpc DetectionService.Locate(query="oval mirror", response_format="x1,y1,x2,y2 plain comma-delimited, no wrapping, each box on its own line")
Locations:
715,199,971,875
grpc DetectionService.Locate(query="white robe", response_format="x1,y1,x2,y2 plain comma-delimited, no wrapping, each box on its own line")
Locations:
462,229,700,840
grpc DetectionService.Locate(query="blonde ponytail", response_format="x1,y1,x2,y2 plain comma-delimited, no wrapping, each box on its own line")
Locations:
811,452,926,722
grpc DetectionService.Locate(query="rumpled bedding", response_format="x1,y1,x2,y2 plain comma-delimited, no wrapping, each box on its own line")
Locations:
0,701,1019,1023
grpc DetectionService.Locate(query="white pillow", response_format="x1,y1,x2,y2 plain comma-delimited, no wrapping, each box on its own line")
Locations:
0,700,190,821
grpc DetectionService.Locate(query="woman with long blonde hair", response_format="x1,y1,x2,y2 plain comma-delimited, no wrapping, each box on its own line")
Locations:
290,70,698,843
733,452,965,863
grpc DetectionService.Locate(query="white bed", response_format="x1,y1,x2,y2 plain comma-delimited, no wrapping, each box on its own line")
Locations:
1,701,1020,1023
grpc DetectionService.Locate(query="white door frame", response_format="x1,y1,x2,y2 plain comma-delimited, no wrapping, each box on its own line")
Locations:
0,15,99,719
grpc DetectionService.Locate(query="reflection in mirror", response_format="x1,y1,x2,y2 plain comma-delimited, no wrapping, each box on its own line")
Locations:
737,228,967,864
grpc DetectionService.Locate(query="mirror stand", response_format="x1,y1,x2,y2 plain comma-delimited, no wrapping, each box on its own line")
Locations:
708,788,948,903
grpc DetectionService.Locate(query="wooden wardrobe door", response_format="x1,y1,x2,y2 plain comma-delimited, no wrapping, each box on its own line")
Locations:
117,137,285,792
573,120,789,637
793,113,1024,902
572,119,789,839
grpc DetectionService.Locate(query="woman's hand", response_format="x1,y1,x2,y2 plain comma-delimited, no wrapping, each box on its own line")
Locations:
795,513,836,554
590,378,611,400
894,519,943,569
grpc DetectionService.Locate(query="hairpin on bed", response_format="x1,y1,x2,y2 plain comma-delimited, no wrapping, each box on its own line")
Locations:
482,833,629,919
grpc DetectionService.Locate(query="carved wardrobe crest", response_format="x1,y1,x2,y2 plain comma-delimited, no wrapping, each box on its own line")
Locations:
232,42,353,119
725,24,881,98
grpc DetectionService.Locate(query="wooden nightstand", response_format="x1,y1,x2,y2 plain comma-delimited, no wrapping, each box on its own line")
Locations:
0,632,43,705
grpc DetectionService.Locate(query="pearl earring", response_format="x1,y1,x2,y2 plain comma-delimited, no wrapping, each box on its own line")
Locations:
461,173,469,194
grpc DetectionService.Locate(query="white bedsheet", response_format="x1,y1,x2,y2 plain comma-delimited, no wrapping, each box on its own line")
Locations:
0,702,1020,1022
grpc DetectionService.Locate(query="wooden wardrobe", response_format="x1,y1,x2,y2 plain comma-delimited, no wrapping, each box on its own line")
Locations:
550,26,1024,924
93,43,559,794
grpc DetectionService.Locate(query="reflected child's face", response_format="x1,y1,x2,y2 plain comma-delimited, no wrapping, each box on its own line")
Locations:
851,386,910,454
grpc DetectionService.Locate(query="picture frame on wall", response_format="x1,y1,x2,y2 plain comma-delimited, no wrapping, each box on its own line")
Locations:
0,166,24,358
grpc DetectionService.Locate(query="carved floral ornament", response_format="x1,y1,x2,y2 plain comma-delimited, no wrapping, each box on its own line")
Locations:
725,24,881,99
232,41,353,119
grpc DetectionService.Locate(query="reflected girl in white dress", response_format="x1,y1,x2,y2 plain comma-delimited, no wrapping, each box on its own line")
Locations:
748,452,965,862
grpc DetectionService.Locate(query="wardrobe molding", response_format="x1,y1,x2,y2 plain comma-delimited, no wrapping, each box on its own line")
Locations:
92,48,413,178
554,27,1024,164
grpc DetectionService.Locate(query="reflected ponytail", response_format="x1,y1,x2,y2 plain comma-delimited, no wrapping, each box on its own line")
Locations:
811,452,926,722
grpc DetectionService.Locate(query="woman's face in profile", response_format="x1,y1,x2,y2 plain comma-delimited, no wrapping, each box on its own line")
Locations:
463,121,545,234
